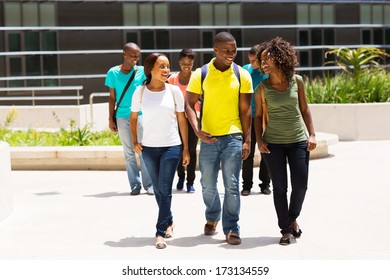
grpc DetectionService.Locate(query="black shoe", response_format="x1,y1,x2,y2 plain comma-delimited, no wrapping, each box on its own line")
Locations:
176,178,184,190
292,228,302,238
279,236,291,246
241,189,250,196
260,184,271,195
130,188,141,195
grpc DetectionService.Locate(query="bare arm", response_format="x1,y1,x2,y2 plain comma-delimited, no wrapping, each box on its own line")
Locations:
108,88,117,132
185,91,216,144
254,86,270,154
297,79,317,151
177,112,190,166
130,112,142,154
239,93,252,160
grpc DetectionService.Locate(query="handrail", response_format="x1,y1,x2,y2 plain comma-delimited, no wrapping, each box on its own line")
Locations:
89,92,109,125
0,86,83,106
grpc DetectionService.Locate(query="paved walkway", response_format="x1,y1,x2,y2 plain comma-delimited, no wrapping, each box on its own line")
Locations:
1,141,390,261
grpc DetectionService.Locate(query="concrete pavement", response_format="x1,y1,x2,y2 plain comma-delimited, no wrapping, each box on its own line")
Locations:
1,140,390,261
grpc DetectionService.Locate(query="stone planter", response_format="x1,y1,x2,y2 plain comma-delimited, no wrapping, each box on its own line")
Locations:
310,102,390,141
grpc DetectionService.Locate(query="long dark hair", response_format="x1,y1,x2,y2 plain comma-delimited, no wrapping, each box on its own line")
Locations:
143,52,168,85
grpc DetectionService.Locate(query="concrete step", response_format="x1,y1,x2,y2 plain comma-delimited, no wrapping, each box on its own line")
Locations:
9,132,338,170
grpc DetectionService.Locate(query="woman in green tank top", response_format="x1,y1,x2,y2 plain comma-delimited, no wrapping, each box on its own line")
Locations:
253,37,317,246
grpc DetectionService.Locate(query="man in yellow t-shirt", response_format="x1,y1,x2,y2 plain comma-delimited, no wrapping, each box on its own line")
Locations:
186,31,253,245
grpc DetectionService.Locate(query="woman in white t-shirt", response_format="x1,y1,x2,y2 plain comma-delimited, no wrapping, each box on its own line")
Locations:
130,53,190,249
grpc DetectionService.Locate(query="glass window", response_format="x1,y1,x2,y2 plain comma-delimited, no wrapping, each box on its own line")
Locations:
310,5,321,24
228,4,241,25
139,3,153,26
25,32,40,51
322,5,334,24
362,30,371,44
8,33,21,52
385,6,390,24
299,30,309,45
202,31,213,48
4,3,21,26
312,50,323,66
372,5,383,24
9,57,24,87
141,30,154,49
22,3,39,26
360,5,371,24
299,51,309,67
200,3,213,25
42,32,57,51
155,3,168,26
215,4,227,26
297,4,309,25
123,3,138,26
156,30,169,49
373,29,383,44
385,29,390,44
324,29,335,45
40,3,56,26
126,32,138,44
311,29,322,45
43,55,58,86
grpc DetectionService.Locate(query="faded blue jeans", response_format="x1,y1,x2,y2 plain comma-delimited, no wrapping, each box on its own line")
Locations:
199,133,242,235
142,145,181,237
116,117,152,192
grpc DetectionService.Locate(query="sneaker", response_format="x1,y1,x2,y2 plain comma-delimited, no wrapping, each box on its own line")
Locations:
176,178,184,190
187,185,195,193
130,188,141,195
241,189,250,196
260,184,271,195
146,187,155,195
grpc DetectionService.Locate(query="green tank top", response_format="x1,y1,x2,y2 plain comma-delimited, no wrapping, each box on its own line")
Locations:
262,75,307,144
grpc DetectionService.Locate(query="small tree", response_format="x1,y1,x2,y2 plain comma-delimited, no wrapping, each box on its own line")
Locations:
325,47,389,78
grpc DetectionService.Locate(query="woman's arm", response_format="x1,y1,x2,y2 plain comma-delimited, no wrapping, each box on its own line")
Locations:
177,112,190,166
130,112,142,154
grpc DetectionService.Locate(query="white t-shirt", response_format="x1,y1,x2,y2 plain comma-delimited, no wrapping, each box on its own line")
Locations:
131,84,184,147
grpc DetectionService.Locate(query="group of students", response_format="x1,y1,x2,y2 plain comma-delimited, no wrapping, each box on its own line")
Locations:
105,32,317,249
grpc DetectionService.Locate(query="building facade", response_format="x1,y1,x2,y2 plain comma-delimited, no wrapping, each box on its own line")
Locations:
1,0,389,104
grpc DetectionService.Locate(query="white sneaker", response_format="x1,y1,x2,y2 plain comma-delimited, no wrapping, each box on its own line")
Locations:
147,187,154,195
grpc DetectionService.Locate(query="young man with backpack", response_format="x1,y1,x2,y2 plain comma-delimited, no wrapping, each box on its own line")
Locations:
186,32,253,245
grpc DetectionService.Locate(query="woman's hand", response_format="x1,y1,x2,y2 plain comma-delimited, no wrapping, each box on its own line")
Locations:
132,142,143,154
307,135,317,151
258,139,270,154
181,148,190,166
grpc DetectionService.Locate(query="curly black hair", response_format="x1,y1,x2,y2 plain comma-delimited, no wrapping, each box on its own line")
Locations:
257,37,298,78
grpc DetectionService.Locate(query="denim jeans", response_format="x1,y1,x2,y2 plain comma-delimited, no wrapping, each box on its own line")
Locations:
116,117,152,191
142,145,181,237
176,118,198,185
242,120,270,190
199,133,242,235
261,141,310,234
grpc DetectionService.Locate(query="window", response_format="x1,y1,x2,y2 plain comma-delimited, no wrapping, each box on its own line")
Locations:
360,4,390,44
124,3,170,54
200,3,241,25
4,2,57,87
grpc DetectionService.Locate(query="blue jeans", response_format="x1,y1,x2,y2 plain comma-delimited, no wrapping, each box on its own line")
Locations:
261,141,310,234
116,117,152,191
199,133,242,235
142,145,181,237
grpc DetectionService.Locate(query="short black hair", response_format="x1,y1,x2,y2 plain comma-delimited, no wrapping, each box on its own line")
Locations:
179,48,196,60
123,42,140,52
213,32,236,46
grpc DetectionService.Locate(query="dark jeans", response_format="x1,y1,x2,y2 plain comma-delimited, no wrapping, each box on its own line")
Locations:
177,118,198,186
261,141,309,234
242,120,270,190
142,145,181,237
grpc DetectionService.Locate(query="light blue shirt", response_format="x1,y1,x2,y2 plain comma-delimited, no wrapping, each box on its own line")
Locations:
242,64,268,117
105,65,146,118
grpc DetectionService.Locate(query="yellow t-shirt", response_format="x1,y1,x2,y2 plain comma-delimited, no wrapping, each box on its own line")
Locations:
187,58,253,136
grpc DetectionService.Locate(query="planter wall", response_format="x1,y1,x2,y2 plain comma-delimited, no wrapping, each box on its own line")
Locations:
310,103,390,141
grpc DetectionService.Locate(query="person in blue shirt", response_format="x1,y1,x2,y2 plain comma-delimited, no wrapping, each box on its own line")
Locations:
105,42,153,196
241,44,271,196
